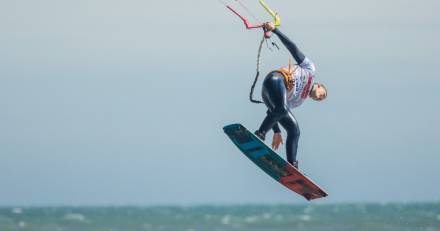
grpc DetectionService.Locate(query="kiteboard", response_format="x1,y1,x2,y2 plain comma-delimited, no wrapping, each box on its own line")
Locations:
223,123,328,201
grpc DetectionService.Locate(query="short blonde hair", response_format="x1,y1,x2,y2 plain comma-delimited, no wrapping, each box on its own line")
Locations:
320,83,327,100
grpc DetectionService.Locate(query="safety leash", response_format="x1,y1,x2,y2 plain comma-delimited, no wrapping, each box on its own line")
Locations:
219,0,281,104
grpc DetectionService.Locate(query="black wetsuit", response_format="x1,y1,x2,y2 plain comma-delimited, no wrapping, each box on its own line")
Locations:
255,28,307,165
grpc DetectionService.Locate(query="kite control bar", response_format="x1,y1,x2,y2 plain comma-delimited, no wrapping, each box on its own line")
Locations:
219,0,281,104
259,0,281,27
225,0,281,38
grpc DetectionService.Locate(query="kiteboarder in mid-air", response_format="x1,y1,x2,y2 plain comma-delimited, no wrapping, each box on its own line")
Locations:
254,22,327,168
222,1,329,199
222,0,329,199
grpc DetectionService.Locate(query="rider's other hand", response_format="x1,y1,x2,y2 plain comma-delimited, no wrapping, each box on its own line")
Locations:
272,132,283,150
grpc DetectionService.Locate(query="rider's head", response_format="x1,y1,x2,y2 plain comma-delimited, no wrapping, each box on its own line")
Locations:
309,83,327,101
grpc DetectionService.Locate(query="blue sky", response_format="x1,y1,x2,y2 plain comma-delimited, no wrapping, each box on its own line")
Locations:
0,0,439,206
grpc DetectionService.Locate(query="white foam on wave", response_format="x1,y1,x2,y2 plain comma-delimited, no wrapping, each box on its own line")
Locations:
64,213,88,223
274,214,284,221
221,215,231,225
299,214,311,222
303,205,314,214
262,213,271,219
244,213,271,223
12,208,23,214
18,221,26,228
244,216,258,223
204,214,212,220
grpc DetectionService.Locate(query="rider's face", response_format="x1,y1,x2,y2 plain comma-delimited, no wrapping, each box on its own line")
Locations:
310,84,327,101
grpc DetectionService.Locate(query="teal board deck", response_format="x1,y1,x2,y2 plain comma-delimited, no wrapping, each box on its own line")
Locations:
223,123,328,201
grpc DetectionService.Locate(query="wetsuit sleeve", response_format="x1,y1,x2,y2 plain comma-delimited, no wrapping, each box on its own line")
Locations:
267,110,281,133
272,123,281,133
273,28,306,65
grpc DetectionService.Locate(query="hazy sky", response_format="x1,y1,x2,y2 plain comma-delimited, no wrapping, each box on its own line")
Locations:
1,0,439,206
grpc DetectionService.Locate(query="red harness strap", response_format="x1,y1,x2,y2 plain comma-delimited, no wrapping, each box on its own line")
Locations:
301,73,313,99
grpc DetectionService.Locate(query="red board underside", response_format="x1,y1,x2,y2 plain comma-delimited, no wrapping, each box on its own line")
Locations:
280,164,327,200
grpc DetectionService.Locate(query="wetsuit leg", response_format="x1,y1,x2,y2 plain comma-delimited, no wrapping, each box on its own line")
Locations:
257,74,288,135
256,73,300,164
278,113,300,164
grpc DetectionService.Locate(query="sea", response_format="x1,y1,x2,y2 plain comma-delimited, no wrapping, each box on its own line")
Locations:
1,203,439,231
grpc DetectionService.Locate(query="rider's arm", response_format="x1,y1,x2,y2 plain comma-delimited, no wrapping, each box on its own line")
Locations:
273,123,281,133
267,110,281,133
273,28,306,65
